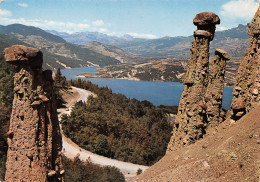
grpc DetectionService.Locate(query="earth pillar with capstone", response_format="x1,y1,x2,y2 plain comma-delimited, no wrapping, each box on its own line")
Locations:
167,12,220,151
4,45,64,182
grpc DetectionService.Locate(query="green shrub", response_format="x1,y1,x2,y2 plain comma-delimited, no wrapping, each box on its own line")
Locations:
94,135,110,157
63,155,125,182
136,168,142,175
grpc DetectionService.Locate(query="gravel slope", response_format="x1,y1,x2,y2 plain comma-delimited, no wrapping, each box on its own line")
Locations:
130,104,260,182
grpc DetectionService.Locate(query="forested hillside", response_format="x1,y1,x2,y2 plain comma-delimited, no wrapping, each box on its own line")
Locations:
62,79,174,166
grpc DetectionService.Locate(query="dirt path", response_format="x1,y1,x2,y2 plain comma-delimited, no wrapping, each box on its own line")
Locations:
58,86,149,179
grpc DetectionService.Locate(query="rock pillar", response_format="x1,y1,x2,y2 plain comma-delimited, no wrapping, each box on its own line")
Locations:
4,45,64,182
231,5,260,120
205,49,230,126
167,12,220,151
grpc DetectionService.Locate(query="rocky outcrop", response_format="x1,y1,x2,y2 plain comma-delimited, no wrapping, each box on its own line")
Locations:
4,45,64,182
205,49,230,126
167,12,221,151
231,5,260,120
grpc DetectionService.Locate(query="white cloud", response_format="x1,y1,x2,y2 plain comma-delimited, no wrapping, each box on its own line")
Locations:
220,0,258,20
0,15,138,37
78,23,90,29
127,32,158,39
106,32,116,36
0,8,12,17
98,28,109,33
18,3,28,7
92,20,104,27
0,17,91,33
217,26,228,31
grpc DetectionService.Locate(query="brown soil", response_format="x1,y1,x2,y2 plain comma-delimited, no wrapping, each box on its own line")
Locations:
130,105,260,182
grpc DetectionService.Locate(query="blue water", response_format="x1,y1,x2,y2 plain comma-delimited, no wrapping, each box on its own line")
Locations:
61,67,233,109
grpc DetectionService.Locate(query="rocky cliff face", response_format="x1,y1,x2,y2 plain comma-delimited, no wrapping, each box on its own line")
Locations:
231,5,260,121
167,12,230,151
4,45,64,182
205,49,230,126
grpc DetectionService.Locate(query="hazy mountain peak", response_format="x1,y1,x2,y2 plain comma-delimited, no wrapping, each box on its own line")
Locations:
47,30,136,45
0,24,66,43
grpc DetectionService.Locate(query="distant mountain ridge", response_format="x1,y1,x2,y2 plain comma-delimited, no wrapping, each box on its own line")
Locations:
0,23,249,70
47,30,135,45
112,24,248,58
84,41,147,63
0,24,122,69
110,24,249,58
0,24,66,43
48,24,248,59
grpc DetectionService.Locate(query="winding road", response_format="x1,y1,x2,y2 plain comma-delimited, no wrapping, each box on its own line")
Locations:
58,86,149,179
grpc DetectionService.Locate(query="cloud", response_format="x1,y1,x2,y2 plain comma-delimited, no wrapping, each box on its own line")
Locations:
92,20,104,27
0,15,154,38
0,17,92,33
127,32,158,39
98,28,109,33
18,3,28,8
0,8,12,17
220,0,258,20
0,17,119,35
217,26,228,31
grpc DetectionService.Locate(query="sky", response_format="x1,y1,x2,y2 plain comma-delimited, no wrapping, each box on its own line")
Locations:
0,0,259,39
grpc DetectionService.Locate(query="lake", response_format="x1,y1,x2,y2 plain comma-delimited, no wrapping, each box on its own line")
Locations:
61,67,233,109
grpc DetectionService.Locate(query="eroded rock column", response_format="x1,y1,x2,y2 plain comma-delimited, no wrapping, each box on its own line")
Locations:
4,45,64,182
231,5,260,120
167,12,220,151
205,49,230,126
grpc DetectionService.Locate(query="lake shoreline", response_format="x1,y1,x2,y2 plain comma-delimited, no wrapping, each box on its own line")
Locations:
61,66,233,109
77,73,234,87
76,67,234,87
77,73,141,81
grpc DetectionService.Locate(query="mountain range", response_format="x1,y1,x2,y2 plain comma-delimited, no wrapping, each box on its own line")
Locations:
110,24,249,58
47,30,135,45
0,23,249,70
48,24,249,59
0,24,122,69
